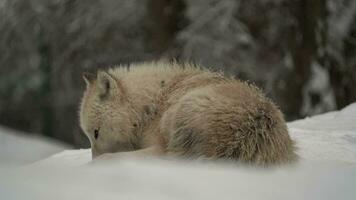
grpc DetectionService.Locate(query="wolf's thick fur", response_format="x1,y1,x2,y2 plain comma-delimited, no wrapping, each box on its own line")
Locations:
80,62,297,165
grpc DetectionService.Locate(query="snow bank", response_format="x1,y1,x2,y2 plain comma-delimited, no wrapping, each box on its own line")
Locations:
2,158,356,200
34,103,356,167
0,126,70,166
289,103,356,164
1,103,356,200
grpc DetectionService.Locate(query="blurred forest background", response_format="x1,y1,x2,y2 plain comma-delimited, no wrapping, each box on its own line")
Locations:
0,0,355,148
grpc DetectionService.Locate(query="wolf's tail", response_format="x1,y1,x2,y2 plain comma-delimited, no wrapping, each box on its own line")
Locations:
166,84,297,166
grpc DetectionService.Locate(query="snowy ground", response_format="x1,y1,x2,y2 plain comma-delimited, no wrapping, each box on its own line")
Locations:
1,103,356,200
0,126,70,166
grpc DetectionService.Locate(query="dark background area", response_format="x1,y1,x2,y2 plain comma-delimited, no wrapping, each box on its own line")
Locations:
0,0,355,148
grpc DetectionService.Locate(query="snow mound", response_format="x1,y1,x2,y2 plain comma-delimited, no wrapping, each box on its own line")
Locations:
1,103,356,200
289,103,356,164
35,103,356,167
0,126,70,166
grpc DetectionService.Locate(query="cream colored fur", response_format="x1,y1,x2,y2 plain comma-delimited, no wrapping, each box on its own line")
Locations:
80,61,297,165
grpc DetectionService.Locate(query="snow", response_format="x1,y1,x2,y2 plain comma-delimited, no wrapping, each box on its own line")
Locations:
1,103,356,199
0,126,70,166
290,103,356,163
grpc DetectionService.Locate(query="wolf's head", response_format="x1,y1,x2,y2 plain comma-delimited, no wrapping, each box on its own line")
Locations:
79,71,141,158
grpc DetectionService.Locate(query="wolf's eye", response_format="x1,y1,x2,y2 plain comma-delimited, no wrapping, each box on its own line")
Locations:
94,129,99,140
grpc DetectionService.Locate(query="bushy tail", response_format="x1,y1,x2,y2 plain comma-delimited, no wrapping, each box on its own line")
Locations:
212,102,297,165
167,100,297,166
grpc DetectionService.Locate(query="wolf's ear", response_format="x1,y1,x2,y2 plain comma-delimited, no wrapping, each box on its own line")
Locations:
97,71,122,99
83,72,96,86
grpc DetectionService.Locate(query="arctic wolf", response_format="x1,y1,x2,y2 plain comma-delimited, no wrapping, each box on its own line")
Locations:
80,62,297,165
